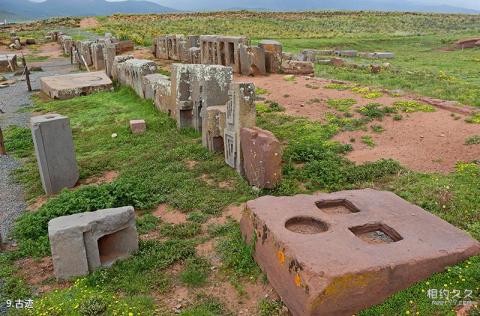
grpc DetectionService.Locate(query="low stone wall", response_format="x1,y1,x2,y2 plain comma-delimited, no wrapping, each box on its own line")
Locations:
116,59,157,98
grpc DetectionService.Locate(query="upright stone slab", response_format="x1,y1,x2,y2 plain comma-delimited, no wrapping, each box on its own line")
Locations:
240,127,282,189
142,73,170,101
116,59,157,98
224,82,256,174
115,40,134,54
258,40,283,73
155,36,169,59
239,44,266,76
91,42,105,70
0,54,17,72
188,47,201,64
171,64,233,130
79,41,93,66
61,36,73,56
153,78,173,115
103,43,117,78
202,105,226,153
240,189,480,316
49,206,138,280
31,114,79,195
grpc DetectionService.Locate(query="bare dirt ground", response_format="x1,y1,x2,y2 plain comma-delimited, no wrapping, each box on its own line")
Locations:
79,17,100,29
242,74,479,173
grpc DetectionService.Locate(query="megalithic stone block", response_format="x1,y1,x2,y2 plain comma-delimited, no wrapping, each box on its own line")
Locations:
258,40,283,73
31,114,79,195
224,82,256,174
240,189,480,316
49,206,138,280
240,127,282,189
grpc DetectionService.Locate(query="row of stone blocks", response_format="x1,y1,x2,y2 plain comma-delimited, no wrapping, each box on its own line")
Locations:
111,56,283,189
153,34,314,76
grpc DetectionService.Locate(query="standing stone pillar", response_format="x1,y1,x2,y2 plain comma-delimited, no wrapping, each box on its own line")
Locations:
103,43,117,78
31,114,79,195
259,40,283,73
224,82,256,175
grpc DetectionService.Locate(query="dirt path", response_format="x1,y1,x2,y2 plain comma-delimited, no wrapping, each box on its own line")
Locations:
0,43,75,242
80,17,100,29
242,74,479,173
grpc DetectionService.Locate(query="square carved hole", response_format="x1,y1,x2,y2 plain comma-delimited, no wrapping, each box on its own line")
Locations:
315,199,360,214
349,223,403,244
97,228,132,267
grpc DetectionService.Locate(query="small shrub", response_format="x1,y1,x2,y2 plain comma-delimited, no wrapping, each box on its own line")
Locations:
180,257,211,287
465,135,480,145
255,87,269,95
371,125,385,133
393,101,435,113
324,83,350,90
393,114,403,121
327,98,357,112
466,113,480,124
361,135,376,147
357,103,385,120
79,296,107,316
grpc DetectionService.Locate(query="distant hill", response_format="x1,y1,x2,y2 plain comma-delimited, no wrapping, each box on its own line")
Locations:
0,0,176,20
0,10,24,22
156,0,480,13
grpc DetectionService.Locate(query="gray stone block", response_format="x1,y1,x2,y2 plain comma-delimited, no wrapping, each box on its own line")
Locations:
31,114,79,195
49,206,138,280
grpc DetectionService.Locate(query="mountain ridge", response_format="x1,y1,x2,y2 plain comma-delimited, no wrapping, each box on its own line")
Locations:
0,0,176,20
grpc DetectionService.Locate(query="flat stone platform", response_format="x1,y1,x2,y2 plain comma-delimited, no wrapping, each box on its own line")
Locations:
40,71,113,100
240,189,480,316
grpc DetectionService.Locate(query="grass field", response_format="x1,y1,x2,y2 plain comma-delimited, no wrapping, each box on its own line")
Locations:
1,10,480,316
93,11,480,107
3,85,479,315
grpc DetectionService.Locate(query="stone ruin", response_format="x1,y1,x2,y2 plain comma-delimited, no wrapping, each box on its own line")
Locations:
0,54,17,72
31,114,79,195
40,71,113,100
153,34,314,76
108,56,282,188
240,189,480,315
49,206,138,280
8,31,36,50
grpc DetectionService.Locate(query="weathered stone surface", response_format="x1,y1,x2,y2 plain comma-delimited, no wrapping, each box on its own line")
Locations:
130,119,146,134
31,114,79,195
142,73,169,101
60,36,73,56
40,71,113,100
281,60,314,75
91,42,106,70
299,49,334,62
115,40,134,54
240,127,282,189
335,50,357,57
202,105,226,153
200,35,247,73
224,82,256,174
240,189,480,316
116,59,157,98
153,77,173,115
456,38,480,49
0,54,17,72
79,41,93,66
103,43,117,78
49,206,138,280
259,40,283,73
359,52,395,59
239,45,266,76
171,63,233,129
111,55,133,81
188,47,201,64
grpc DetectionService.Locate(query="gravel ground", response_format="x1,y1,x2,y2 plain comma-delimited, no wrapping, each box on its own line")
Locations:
0,57,74,242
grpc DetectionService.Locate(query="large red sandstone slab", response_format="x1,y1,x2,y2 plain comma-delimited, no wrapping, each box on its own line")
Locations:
40,71,113,100
240,127,282,189
240,189,480,316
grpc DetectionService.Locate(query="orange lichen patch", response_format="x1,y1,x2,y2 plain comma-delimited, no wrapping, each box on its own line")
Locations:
294,273,302,287
153,204,187,224
277,250,285,264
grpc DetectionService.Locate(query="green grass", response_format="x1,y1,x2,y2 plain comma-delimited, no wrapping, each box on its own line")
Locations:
327,98,357,112
361,135,376,147
466,113,480,124
2,61,480,315
465,135,480,145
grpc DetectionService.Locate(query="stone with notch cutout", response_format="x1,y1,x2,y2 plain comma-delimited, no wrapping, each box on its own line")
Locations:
240,189,480,316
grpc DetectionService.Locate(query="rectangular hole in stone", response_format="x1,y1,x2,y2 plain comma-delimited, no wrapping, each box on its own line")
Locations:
97,228,131,267
315,199,360,214
349,223,403,244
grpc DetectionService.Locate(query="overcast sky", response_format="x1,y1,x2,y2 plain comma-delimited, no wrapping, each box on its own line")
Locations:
30,0,480,10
